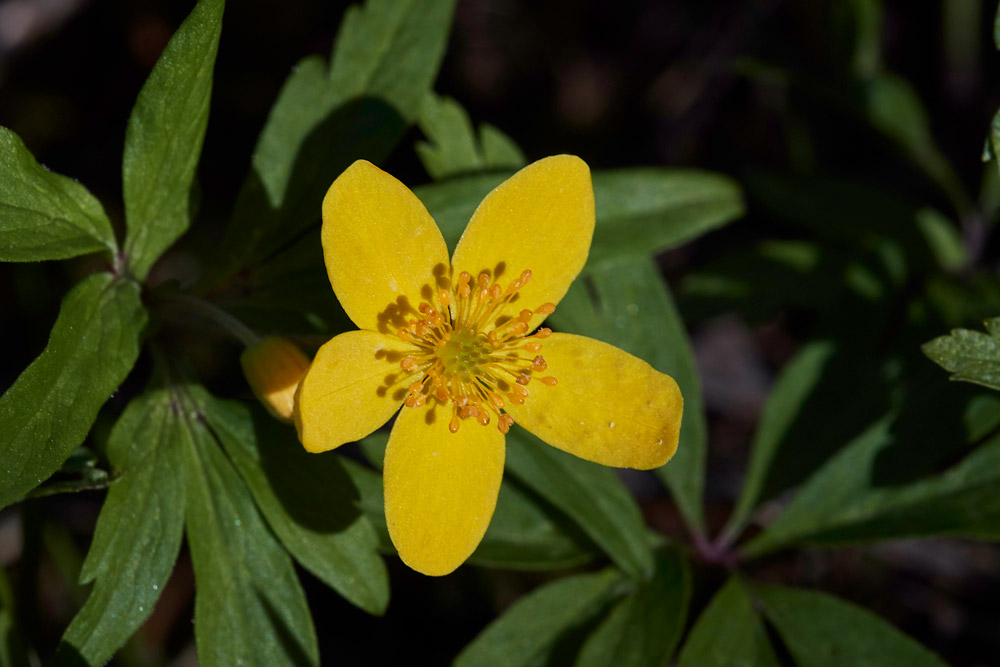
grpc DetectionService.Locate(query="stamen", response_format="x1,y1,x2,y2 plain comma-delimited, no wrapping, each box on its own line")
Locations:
394,266,559,433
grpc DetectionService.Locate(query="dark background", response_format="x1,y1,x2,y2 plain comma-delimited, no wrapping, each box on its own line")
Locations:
1,1,999,664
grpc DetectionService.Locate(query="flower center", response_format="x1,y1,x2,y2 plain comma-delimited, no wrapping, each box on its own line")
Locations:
396,269,557,434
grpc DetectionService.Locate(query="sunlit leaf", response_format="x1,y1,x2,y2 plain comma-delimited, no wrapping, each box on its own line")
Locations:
923,317,1000,391
122,0,224,279
0,273,146,511
0,127,116,262
55,388,185,665
178,386,318,666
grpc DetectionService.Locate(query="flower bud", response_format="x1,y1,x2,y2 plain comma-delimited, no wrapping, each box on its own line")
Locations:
240,337,310,422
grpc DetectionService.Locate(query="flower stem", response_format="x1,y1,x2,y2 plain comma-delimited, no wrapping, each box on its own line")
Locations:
165,294,260,347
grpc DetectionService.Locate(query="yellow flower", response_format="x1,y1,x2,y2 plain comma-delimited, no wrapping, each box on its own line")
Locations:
294,155,683,576
241,336,310,423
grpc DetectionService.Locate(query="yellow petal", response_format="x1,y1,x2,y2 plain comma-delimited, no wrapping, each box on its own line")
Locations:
294,330,415,453
240,337,311,423
383,403,505,576
322,160,451,332
450,155,594,329
506,333,682,470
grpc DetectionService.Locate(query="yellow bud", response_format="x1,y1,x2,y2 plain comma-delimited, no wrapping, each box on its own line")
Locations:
240,337,310,422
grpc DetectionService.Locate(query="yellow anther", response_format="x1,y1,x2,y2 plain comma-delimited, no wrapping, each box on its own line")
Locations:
539,376,558,386
396,264,560,433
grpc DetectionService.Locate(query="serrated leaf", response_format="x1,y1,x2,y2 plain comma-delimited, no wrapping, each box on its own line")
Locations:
0,273,146,511
575,548,691,667
197,393,389,616
0,127,116,262
178,386,318,666
551,257,707,535
416,168,743,260
676,577,779,667
723,341,837,540
923,317,1000,391
505,429,654,580
754,584,948,667
415,94,525,180
54,388,185,666
350,434,598,571
215,0,455,275
454,569,622,667
122,0,224,280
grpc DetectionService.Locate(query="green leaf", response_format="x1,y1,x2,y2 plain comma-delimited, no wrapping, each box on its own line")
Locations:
178,386,319,666
742,406,1000,556
122,0,224,280
416,168,743,260
754,584,948,667
199,395,389,616
505,429,654,580
351,433,598,570
676,577,779,667
0,273,146,511
0,127,116,262
587,169,744,266
994,0,1000,50
415,93,525,180
576,548,691,667
723,341,837,540
454,569,622,667
858,73,970,215
551,257,708,535
215,0,455,275
923,317,1000,391
55,388,185,665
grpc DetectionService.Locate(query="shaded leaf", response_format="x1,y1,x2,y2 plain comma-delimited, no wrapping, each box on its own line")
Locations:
55,388,185,665
723,341,837,540
0,127,116,262
122,0,224,279
551,257,708,534
416,93,525,179
216,0,455,274
0,273,146,511
576,548,691,667
754,584,948,667
454,569,621,667
505,429,654,580
200,395,389,616
923,317,1000,391
178,386,319,666
676,577,779,667
742,406,1000,557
